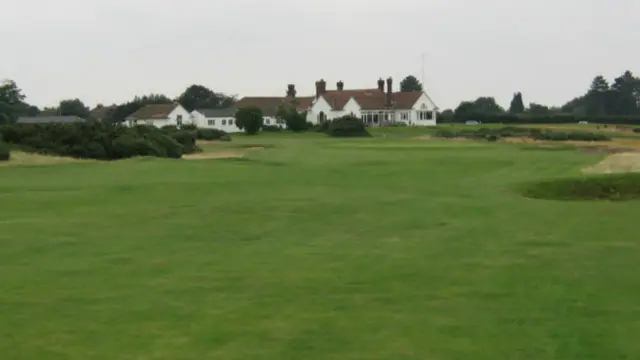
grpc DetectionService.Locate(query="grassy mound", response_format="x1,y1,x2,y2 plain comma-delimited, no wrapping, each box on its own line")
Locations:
520,173,640,201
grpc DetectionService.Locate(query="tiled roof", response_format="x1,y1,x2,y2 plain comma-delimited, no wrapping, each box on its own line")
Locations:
233,96,314,116
126,103,178,120
323,90,424,111
89,104,114,120
195,108,236,118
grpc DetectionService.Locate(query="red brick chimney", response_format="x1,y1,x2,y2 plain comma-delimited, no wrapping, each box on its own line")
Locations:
337,81,344,91
287,84,296,98
377,78,385,92
386,77,393,107
315,81,321,98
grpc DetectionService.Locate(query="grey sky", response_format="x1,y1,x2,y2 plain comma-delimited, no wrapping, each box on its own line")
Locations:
1,0,638,110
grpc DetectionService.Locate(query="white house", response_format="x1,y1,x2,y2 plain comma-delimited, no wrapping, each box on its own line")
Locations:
125,103,192,128
233,78,438,127
190,108,241,133
305,78,438,126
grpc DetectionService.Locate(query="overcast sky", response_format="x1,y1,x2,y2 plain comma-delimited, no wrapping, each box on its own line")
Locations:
1,0,638,109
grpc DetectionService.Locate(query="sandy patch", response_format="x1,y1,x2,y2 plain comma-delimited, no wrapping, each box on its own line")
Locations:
0,151,92,167
183,152,244,160
583,152,640,174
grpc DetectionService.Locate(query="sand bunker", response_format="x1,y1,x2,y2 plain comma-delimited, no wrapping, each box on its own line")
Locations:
583,152,640,174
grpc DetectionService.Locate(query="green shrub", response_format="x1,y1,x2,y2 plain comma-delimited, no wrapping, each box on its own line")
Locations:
161,125,179,133
196,128,228,141
0,122,186,160
520,173,640,201
235,107,264,135
180,124,198,131
0,141,10,161
326,115,370,137
486,134,499,142
633,128,640,133
220,134,232,142
170,130,199,154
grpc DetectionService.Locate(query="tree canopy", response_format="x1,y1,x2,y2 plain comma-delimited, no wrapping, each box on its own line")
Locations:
177,84,236,112
399,75,423,92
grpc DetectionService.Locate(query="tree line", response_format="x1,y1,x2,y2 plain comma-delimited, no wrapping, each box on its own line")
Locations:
2,71,639,125
445,70,640,122
0,82,236,124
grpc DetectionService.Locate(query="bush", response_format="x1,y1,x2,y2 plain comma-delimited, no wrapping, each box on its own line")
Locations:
0,122,186,160
0,141,10,161
196,128,228,141
220,134,232,142
170,130,199,154
633,128,640,133
180,124,198,131
262,125,282,132
519,173,640,201
486,134,499,142
235,107,264,135
326,115,370,137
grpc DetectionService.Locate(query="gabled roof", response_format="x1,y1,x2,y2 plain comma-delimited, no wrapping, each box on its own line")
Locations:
89,104,114,120
17,116,86,124
126,103,179,120
233,96,313,116
194,108,236,118
320,90,425,111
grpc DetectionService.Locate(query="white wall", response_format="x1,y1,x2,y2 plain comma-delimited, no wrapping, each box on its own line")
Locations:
129,105,193,128
190,111,242,133
411,93,437,126
307,97,333,124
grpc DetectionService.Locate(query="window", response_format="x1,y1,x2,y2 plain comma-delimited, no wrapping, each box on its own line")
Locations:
417,111,432,120
222,119,227,125
401,112,409,121
265,119,270,125
228,119,233,125
177,114,183,126
208,119,216,126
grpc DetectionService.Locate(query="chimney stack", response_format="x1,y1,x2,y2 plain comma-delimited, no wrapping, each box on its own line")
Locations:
337,81,344,91
287,84,296,98
315,81,321,98
386,77,393,107
319,79,326,94
377,78,385,92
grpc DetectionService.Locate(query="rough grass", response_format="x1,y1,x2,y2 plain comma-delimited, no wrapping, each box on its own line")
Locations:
0,151,93,166
2,131,640,359
520,173,640,201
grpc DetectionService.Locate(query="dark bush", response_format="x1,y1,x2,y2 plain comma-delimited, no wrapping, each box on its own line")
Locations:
235,107,264,135
633,128,640,133
486,134,499,142
180,124,198,131
519,173,640,201
262,125,282,132
0,141,10,161
170,130,199,154
196,128,228,140
0,122,187,160
161,125,179,133
220,134,232,142
326,115,370,137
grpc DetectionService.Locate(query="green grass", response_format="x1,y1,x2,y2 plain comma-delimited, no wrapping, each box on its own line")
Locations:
2,132,640,359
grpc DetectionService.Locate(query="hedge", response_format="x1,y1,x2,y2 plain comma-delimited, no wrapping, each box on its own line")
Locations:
441,112,640,125
0,122,198,160
326,115,371,137
432,127,611,142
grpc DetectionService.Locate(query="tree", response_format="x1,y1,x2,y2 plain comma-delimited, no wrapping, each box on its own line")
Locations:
473,97,504,114
585,75,614,115
0,80,26,124
235,106,264,135
177,84,237,112
527,102,550,114
399,75,423,92
610,70,640,115
58,98,90,118
508,92,525,113
276,104,307,132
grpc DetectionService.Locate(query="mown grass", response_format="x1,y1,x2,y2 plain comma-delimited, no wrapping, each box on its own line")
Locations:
1,131,640,359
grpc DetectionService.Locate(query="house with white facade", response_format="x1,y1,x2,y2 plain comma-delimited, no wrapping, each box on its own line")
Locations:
125,103,192,127
233,78,438,127
306,78,438,126
190,108,241,133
